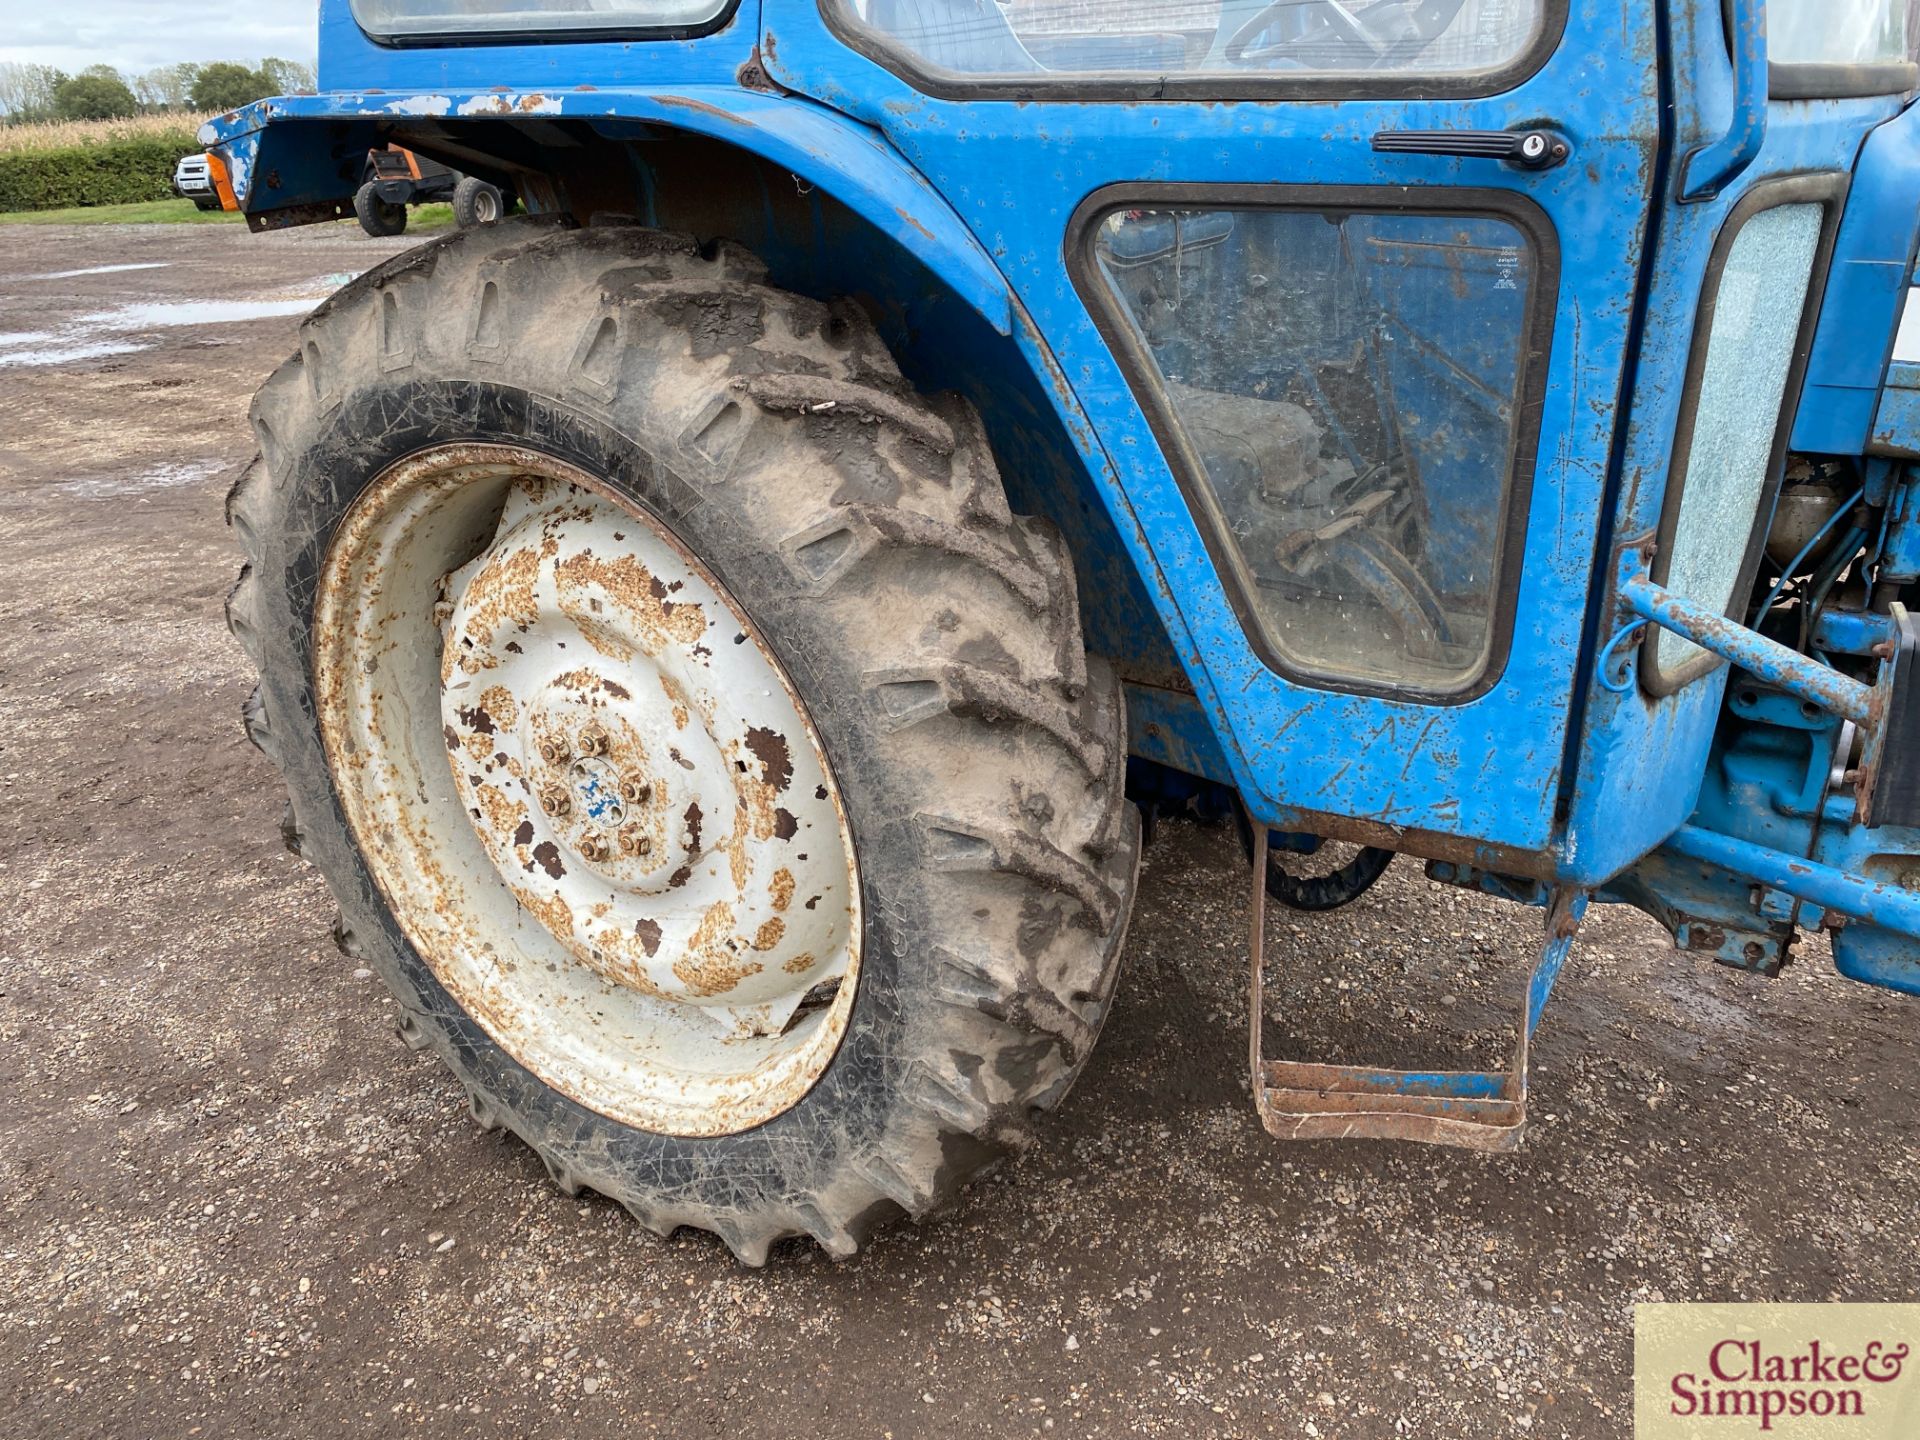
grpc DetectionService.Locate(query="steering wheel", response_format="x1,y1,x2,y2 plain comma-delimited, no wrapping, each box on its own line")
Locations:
1219,0,1469,69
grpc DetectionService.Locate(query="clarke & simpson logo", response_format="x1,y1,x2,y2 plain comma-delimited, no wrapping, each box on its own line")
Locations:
1637,1306,1920,1438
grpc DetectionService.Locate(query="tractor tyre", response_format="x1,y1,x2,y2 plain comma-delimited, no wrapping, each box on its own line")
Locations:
451,176,505,229
353,182,407,238
224,220,1140,1263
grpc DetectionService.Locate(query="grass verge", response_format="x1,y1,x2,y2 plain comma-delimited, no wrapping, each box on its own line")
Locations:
0,199,457,232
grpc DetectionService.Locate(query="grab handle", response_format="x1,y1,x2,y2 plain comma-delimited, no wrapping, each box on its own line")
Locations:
1679,0,1768,203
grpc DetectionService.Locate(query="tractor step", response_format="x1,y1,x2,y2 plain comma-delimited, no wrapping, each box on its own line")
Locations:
1247,827,1585,1153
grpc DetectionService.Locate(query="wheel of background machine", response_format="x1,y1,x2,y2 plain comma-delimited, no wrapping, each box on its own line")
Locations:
193,197,222,212
451,176,504,229
224,219,1140,1263
353,181,408,238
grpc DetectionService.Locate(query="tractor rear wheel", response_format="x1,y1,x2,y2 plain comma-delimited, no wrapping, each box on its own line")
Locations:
353,182,407,237
225,220,1139,1262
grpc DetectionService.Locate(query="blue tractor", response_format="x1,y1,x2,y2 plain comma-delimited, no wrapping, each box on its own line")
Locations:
210,0,1920,1261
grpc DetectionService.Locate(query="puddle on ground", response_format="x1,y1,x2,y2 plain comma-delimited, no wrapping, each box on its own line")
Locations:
91,297,326,329
30,262,172,281
55,458,229,499
0,270,362,369
0,339,150,369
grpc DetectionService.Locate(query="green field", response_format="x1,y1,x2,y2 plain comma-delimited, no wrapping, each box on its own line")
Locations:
0,198,457,232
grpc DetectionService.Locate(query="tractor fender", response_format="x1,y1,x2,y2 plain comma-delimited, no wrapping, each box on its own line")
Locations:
198,87,1013,337
201,86,1197,772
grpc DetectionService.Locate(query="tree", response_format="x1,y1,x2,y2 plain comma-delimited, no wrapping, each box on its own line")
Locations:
190,61,270,114
132,62,200,112
53,71,139,121
257,57,317,97
0,62,68,123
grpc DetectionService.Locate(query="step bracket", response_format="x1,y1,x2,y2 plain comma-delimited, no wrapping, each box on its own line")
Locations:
1247,826,1586,1152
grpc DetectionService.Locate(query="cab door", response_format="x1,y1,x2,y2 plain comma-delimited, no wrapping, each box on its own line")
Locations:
763,0,1661,870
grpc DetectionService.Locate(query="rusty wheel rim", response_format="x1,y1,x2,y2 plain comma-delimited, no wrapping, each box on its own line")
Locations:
314,444,862,1136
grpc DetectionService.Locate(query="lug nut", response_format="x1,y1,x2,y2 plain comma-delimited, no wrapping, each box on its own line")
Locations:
539,738,571,765
580,835,612,863
619,777,653,805
539,784,571,817
617,824,652,857
578,724,610,757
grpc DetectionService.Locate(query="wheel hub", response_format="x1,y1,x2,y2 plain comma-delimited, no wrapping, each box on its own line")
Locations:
440,479,848,1035
315,445,862,1135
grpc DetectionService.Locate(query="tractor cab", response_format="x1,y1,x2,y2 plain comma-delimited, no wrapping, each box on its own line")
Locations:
201,0,1920,1258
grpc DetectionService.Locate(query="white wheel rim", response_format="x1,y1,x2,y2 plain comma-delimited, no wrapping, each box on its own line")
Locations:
314,444,862,1136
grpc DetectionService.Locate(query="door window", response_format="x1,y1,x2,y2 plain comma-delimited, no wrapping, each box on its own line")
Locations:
1079,195,1552,697
351,0,731,39
834,0,1548,81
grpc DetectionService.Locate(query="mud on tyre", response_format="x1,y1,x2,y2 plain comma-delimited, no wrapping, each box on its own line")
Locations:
224,219,1140,1263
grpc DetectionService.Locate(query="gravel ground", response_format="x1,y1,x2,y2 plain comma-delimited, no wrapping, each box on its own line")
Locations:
1,222,1916,1440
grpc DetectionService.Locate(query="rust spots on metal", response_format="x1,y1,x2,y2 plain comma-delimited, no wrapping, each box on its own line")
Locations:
313,442,864,1136
894,207,936,243
458,535,552,649
509,884,574,943
1682,924,1728,954
554,547,707,650
473,783,526,842
735,46,782,93
673,902,764,997
726,809,751,891
745,725,793,793
653,94,737,124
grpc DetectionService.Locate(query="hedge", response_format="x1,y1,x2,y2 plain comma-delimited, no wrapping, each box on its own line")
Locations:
0,137,204,213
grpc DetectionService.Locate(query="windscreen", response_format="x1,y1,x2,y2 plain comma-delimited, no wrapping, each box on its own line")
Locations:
837,0,1546,80
351,0,729,38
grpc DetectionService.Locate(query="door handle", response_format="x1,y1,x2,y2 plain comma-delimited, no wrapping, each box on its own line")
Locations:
1679,0,1768,202
1371,129,1570,171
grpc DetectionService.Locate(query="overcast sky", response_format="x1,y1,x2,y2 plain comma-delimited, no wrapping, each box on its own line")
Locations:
0,0,318,77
